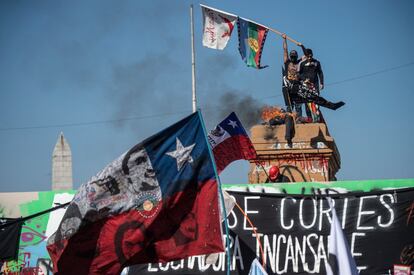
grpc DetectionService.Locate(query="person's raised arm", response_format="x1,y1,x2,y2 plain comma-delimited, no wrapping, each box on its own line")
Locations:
298,43,306,55
282,34,288,64
318,61,324,90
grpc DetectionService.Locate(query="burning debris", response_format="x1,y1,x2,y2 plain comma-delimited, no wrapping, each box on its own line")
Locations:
261,105,314,125
260,105,297,147
261,106,296,125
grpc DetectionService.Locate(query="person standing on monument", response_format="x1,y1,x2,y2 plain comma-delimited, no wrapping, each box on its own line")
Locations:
282,34,306,116
299,48,324,93
298,48,325,120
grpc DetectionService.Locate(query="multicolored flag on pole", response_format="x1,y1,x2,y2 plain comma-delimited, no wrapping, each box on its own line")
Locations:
201,4,237,50
47,112,224,274
208,112,257,174
237,17,269,69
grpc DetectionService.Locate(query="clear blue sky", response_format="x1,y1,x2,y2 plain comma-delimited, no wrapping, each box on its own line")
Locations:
1,0,413,192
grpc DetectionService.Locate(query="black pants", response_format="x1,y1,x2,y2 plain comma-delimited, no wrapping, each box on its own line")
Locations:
285,114,295,146
282,83,303,116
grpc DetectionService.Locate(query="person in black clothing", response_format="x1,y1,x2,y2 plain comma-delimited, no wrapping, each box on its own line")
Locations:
299,48,323,120
284,77,345,112
284,112,295,148
298,48,345,118
282,34,306,116
299,48,324,92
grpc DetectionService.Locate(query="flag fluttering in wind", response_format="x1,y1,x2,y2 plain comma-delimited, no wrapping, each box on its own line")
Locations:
238,17,269,69
0,218,23,262
201,4,237,50
47,112,224,274
326,198,359,275
208,112,257,174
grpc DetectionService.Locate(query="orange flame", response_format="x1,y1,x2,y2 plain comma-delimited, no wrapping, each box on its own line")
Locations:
261,106,296,122
261,106,284,122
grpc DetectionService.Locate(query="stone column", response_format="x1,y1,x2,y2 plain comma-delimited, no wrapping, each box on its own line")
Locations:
52,132,73,190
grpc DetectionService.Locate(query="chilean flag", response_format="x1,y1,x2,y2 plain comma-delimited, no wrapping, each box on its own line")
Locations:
208,112,257,174
47,112,223,274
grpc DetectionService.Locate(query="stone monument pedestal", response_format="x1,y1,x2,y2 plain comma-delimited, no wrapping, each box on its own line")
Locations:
248,123,340,183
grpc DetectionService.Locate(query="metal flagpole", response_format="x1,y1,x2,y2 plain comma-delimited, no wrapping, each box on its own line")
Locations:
190,5,197,113
197,110,231,275
240,16,302,45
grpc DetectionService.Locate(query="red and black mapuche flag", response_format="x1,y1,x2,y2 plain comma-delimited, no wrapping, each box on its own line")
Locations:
47,112,224,274
0,218,23,262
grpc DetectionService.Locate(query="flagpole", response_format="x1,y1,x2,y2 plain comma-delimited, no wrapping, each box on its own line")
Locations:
240,16,301,45
268,27,301,45
197,109,231,275
190,4,197,113
0,202,70,229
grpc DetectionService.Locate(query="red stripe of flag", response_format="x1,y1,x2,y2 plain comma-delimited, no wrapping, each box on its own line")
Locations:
213,135,257,174
254,26,267,66
48,179,222,274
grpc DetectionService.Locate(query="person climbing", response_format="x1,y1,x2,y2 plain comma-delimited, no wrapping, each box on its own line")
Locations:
282,33,306,116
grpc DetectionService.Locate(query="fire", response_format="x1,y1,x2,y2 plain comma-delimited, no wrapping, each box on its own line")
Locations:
261,106,297,122
261,106,284,122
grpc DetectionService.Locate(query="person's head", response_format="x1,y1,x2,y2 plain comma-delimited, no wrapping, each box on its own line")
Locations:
289,50,298,62
269,165,280,182
305,48,313,60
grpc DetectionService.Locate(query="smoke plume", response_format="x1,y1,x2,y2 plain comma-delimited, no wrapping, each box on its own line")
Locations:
218,92,263,129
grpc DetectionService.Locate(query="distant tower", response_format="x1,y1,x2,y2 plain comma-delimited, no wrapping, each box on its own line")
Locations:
52,132,73,190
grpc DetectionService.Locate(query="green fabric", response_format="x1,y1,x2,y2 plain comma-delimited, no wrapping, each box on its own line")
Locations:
247,22,258,68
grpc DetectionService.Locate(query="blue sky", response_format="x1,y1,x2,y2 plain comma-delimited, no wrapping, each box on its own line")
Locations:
1,0,413,192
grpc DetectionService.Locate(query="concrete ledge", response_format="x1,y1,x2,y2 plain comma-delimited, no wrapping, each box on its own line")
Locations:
248,123,341,183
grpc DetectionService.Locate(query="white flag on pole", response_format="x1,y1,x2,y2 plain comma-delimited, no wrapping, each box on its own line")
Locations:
326,198,359,275
201,4,237,50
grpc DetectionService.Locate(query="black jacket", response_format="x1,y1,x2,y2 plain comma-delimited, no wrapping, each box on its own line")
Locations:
299,58,324,88
265,174,291,183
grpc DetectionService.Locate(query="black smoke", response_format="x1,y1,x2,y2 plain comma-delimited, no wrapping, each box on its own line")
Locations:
217,92,263,129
